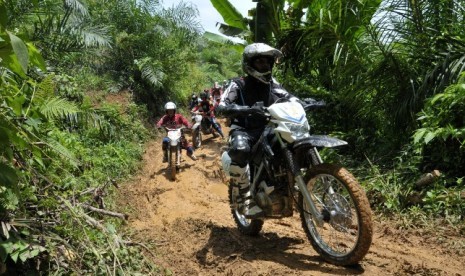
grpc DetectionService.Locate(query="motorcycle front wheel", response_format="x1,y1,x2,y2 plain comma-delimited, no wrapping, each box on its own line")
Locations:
299,164,373,266
228,183,263,236
169,147,177,181
193,128,202,149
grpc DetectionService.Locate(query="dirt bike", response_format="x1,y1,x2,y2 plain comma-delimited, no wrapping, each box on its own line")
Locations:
164,126,185,181
221,98,373,266
191,111,218,148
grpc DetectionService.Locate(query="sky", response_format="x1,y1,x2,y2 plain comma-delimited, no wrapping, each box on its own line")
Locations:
160,0,257,34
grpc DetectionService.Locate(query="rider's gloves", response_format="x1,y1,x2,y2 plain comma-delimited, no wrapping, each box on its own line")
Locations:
249,106,264,116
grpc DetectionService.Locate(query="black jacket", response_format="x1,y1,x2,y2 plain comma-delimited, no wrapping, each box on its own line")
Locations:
217,76,295,129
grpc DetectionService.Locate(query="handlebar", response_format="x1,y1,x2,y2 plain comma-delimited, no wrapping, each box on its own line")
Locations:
243,98,326,116
217,98,326,118
162,125,187,132
301,98,326,111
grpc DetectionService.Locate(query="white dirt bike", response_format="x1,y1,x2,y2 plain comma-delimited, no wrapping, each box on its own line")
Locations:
191,111,218,148
221,98,373,266
164,126,185,181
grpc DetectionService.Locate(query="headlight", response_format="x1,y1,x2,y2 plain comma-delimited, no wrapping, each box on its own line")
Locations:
284,121,310,138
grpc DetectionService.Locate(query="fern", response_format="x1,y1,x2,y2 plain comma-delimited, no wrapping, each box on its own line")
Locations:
35,74,56,99
40,97,79,121
44,137,80,168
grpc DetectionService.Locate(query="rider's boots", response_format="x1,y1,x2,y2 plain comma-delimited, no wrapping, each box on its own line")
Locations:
162,140,168,163
229,164,264,218
163,151,168,163
213,123,225,138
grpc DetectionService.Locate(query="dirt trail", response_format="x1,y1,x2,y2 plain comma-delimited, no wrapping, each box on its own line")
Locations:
117,120,464,276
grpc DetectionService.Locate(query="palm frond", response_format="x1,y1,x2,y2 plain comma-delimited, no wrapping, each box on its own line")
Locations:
78,25,112,48
159,2,203,41
134,58,165,88
64,0,89,17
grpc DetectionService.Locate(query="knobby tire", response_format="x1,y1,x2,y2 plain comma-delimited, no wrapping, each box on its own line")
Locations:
299,164,373,266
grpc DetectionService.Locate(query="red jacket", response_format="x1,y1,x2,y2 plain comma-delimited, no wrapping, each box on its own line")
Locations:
192,100,216,118
156,114,190,128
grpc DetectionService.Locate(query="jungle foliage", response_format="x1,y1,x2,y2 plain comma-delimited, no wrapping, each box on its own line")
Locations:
0,0,236,274
212,0,465,224
1,0,465,273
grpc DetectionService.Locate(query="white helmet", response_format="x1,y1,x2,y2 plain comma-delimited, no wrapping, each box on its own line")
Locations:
242,43,282,84
164,102,176,113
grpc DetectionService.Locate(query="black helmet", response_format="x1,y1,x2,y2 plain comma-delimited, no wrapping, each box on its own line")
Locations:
242,43,282,84
192,94,197,99
200,91,208,100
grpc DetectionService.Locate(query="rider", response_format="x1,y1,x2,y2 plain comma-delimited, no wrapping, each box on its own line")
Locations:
191,92,225,139
157,102,198,162
189,94,199,110
216,43,299,218
211,82,222,103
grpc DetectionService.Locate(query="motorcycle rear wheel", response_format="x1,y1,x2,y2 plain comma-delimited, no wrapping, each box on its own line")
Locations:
299,164,372,266
228,182,263,236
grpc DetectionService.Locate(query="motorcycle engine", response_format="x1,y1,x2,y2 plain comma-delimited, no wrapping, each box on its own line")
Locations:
256,181,290,217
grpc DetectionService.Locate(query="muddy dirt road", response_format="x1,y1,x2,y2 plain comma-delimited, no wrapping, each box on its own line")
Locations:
117,122,464,276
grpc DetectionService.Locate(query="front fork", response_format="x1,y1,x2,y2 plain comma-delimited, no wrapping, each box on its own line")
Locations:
168,144,181,165
276,135,325,226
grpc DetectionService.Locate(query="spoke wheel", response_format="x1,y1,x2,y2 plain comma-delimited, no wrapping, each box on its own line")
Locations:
299,164,373,266
169,148,176,181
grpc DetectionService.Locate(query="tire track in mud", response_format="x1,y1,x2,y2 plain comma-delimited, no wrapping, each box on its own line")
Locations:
117,121,464,275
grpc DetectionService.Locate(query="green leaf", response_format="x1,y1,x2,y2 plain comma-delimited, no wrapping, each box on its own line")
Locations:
217,23,247,36
18,245,45,263
0,40,26,77
413,128,426,144
6,95,26,116
203,32,245,52
210,0,248,30
423,132,436,144
40,97,79,120
25,117,41,131
3,188,19,210
7,31,29,74
0,239,13,262
26,42,46,71
0,163,18,188
0,126,10,146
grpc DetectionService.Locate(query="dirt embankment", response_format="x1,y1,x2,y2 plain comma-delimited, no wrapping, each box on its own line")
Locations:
117,120,464,276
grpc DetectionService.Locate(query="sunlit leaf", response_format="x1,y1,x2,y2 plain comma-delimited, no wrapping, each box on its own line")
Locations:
210,0,248,30
7,31,28,74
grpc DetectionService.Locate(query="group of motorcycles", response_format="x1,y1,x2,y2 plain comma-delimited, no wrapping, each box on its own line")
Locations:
162,97,373,266
162,110,222,181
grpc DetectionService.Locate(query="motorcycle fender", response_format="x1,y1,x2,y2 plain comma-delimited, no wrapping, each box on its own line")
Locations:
294,135,347,149
192,122,200,130
170,139,178,147
221,151,232,177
